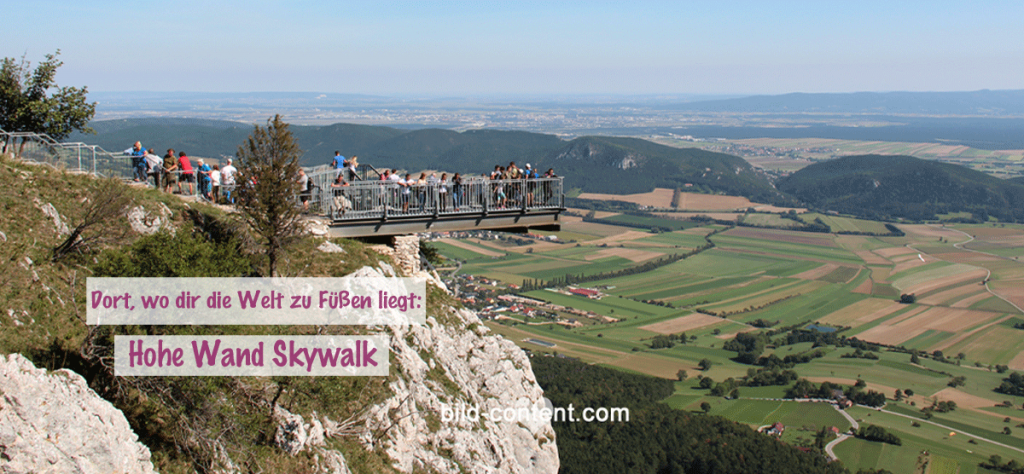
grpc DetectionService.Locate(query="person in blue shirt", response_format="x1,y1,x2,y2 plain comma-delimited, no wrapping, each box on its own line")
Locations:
125,141,147,182
197,159,213,201
332,151,346,178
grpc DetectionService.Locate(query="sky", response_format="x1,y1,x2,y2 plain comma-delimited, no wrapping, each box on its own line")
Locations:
3,0,1024,96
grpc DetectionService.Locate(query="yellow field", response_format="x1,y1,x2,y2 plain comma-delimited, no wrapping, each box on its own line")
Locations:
817,298,904,327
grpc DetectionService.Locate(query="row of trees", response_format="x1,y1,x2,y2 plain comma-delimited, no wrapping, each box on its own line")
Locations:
785,379,888,407
855,425,902,445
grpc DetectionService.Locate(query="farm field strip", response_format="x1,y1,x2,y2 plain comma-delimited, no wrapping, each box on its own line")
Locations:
712,238,863,264
952,291,997,308
889,255,945,275
621,276,757,300
670,277,801,308
722,226,840,248
919,283,989,306
658,277,781,305
639,313,746,335
816,298,905,327
701,280,827,314
942,324,1024,365
845,305,930,340
819,266,862,284
854,305,1003,346
433,239,505,259
891,263,983,292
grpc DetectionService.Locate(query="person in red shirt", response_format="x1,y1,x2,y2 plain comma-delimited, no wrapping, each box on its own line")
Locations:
177,152,194,195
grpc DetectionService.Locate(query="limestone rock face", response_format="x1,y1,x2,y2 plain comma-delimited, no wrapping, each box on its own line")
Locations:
354,265,559,474
32,198,69,235
0,354,155,474
126,203,173,235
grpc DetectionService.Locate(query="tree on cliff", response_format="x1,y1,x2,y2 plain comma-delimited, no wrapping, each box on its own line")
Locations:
235,115,304,276
0,50,95,154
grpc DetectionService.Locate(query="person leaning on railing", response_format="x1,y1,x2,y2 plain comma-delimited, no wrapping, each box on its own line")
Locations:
145,148,162,188
438,173,448,212
398,173,412,213
162,149,178,193
330,174,351,217
125,141,147,182
452,173,462,211
197,159,213,201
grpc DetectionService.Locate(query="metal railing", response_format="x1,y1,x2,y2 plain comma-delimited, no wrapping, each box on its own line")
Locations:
305,171,563,221
2,129,136,178
3,128,564,217
1,129,217,187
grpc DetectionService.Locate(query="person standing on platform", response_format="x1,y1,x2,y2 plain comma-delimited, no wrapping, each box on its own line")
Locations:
177,151,194,195
162,149,178,193
220,158,237,203
211,164,222,203
145,148,162,188
347,156,359,181
332,151,346,178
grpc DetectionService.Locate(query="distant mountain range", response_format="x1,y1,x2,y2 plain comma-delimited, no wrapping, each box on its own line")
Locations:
670,90,1024,116
779,155,1024,222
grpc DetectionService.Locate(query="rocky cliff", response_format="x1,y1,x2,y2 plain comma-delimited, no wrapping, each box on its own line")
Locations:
262,263,560,474
0,353,156,474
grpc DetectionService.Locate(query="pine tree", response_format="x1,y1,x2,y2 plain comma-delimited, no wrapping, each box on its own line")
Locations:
235,115,304,277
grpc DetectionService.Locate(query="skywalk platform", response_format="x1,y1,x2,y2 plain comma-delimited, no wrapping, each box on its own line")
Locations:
308,174,564,238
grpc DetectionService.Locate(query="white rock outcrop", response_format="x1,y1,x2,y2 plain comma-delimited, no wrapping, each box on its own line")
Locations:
353,266,559,474
126,203,173,235
0,354,155,474
32,198,69,235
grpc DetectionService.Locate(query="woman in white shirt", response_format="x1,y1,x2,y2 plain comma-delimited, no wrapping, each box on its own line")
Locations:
211,165,222,203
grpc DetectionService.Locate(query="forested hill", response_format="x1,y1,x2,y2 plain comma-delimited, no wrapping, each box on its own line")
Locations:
531,356,848,474
72,119,788,202
547,136,789,204
779,155,1024,222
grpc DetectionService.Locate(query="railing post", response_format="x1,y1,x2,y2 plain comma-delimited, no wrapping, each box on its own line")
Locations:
521,179,528,212
433,184,439,218
483,180,489,216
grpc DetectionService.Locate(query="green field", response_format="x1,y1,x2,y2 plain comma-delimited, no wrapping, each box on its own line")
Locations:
741,213,805,228
804,213,893,234
594,213,699,231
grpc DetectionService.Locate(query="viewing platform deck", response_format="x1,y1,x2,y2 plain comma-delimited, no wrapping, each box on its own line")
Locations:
305,172,565,238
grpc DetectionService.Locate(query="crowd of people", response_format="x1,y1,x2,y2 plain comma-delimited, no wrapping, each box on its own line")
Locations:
124,144,558,217
323,156,558,218
125,141,238,204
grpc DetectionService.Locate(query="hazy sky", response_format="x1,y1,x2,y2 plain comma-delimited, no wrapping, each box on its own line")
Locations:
4,0,1023,96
